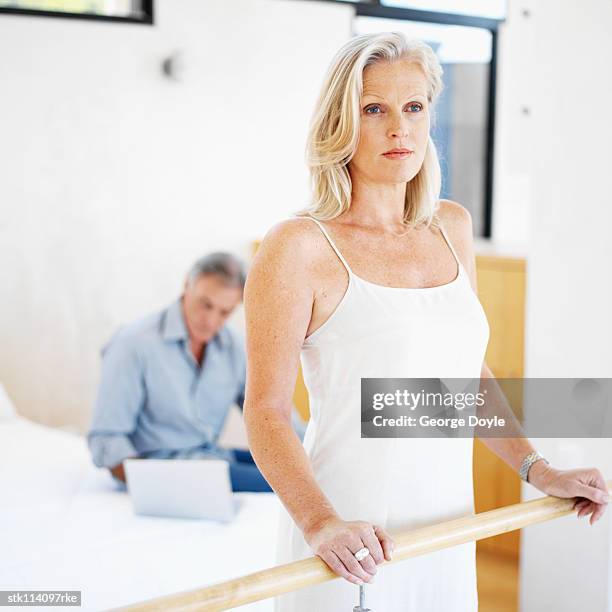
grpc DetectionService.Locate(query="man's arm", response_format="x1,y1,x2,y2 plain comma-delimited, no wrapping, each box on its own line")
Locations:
109,462,128,483
235,382,245,412
233,337,247,414
87,334,145,482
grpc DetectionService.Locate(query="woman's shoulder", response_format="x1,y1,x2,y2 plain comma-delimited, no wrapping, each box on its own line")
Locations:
252,216,328,279
437,199,474,244
267,215,321,235
259,216,327,255
437,200,473,251
437,199,478,285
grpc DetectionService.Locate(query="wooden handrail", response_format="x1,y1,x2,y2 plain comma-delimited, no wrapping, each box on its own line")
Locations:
117,479,612,611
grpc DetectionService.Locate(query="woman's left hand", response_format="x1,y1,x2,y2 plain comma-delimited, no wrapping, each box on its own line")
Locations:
527,462,610,525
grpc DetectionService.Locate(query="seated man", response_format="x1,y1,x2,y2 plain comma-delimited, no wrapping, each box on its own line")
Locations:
87,251,306,492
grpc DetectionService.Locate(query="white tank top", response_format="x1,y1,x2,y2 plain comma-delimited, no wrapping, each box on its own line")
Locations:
274,215,491,612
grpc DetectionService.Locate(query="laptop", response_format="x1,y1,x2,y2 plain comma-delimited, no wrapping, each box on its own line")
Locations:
124,458,241,522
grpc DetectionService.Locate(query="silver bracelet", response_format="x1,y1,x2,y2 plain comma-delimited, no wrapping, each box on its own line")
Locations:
519,450,549,483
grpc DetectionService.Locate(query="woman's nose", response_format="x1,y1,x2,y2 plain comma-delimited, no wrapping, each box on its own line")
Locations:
387,118,410,140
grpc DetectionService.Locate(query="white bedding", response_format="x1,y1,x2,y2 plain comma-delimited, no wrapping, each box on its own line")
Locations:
0,416,282,611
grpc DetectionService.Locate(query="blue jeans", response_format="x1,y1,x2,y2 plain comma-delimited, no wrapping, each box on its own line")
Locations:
227,448,273,493
134,445,273,493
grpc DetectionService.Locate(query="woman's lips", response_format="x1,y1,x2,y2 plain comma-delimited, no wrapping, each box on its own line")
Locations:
382,151,414,160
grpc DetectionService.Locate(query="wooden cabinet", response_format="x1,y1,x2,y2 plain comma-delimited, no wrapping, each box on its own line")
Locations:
473,254,526,560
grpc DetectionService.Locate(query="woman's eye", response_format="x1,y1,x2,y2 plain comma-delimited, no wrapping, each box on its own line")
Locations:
364,103,423,114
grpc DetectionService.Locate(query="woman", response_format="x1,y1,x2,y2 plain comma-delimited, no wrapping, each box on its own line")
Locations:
243,32,609,611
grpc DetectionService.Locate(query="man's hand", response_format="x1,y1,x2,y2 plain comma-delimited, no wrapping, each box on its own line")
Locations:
528,461,610,525
109,462,126,483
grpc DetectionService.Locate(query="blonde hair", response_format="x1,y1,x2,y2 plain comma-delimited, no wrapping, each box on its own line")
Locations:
295,32,444,229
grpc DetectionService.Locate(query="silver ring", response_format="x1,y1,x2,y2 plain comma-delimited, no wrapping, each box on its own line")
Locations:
354,546,370,562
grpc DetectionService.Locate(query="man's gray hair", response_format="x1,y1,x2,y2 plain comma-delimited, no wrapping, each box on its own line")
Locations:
187,252,247,289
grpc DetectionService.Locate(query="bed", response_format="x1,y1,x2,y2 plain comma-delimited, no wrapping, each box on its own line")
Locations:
0,390,282,611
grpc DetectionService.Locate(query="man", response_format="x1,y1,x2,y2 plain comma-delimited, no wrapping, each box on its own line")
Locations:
87,251,306,492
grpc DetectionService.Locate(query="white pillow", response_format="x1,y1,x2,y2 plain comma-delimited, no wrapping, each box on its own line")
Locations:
0,383,16,420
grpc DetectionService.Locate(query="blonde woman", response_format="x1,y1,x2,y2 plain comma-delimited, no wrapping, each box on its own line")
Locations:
244,32,609,611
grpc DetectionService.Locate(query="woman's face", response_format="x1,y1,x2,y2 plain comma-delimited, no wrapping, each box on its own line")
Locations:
348,58,431,186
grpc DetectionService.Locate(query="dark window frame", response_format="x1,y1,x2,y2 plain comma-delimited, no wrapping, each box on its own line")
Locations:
0,0,153,25
303,0,504,238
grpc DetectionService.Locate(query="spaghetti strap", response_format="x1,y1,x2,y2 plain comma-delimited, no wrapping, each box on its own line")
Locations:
439,224,462,270
305,217,354,275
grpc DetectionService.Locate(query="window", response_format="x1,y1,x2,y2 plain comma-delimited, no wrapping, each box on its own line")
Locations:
0,0,153,24
381,0,506,20
333,0,507,20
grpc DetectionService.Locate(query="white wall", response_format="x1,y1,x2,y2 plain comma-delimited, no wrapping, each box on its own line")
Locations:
515,0,612,610
0,0,352,432
491,0,533,247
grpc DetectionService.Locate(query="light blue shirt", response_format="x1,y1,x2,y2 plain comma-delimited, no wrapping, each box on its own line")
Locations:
87,298,303,468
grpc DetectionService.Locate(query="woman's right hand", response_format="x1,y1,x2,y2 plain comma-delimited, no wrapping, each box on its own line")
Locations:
303,516,395,585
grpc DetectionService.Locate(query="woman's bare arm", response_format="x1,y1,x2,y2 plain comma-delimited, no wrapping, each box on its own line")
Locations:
443,198,609,524
243,219,393,584
243,219,338,533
